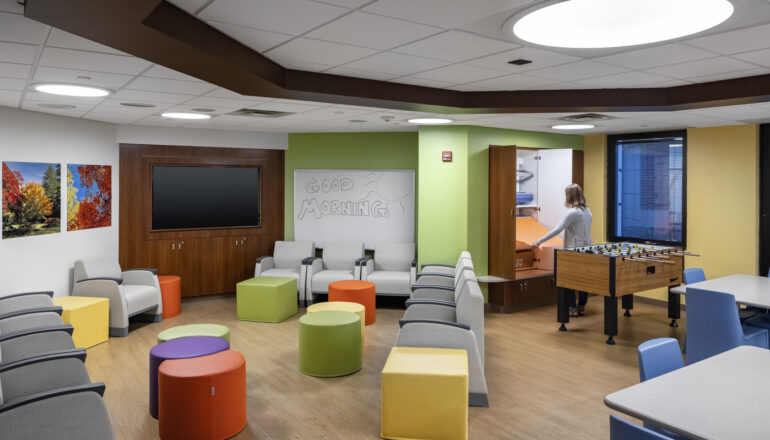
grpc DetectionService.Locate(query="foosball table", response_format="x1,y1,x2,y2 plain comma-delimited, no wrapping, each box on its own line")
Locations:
555,242,696,344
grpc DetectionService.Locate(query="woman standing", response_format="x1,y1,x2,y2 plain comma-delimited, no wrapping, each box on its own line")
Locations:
531,184,592,316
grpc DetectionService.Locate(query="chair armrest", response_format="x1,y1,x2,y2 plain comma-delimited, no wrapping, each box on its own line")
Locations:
0,349,86,373
421,263,454,270
355,257,369,266
123,268,158,275
403,302,457,322
255,256,275,276
0,382,106,414
416,273,453,280
0,291,54,300
0,306,63,320
76,277,122,285
0,324,74,343
411,284,455,293
122,269,157,286
302,257,320,265
398,319,470,331
406,299,456,308
356,258,373,280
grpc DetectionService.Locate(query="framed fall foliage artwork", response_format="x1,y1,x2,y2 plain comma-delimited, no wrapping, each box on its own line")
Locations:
67,164,112,231
2,161,62,239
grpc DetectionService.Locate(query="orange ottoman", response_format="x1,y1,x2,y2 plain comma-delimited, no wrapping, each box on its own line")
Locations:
328,280,376,325
158,275,181,319
158,350,246,440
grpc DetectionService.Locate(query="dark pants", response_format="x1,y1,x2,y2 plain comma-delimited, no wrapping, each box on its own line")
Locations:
568,290,588,309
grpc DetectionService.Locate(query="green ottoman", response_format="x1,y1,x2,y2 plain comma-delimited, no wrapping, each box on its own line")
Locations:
237,277,297,323
157,324,230,343
299,311,362,377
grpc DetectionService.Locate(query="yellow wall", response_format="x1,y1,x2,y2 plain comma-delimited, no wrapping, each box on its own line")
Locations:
583,125,759,301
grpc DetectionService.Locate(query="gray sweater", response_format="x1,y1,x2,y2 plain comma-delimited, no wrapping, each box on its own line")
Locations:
534,207,593,248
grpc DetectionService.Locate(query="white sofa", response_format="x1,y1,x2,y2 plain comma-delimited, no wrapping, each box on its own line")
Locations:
72,257,162,337
303,241,364,306
255,241,314,299
359,243,416,296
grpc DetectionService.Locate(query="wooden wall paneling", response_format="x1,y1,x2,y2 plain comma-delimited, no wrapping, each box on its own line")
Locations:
572,150,584,188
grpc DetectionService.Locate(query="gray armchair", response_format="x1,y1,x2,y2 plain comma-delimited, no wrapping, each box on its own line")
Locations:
412,258,474,289
0,350,114,440
73,257,162,337
0,325,76,364
255,241,314,298
410,270,478,303
419,251,472,276
303,241,364,306
359,243,416,296
0,291,58,318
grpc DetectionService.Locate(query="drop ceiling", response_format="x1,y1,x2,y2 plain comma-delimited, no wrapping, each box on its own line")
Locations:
1,0,770,134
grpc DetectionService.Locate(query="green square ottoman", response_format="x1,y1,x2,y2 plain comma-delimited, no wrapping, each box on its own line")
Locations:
236,277,297,323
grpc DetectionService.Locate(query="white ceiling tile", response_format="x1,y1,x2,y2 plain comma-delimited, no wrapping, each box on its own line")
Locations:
312,0,372,7
133,116,189,127
575,71,676,88
306,12,441,50
391,76,455,88
647,57,759,79
0,62,29,79
280,105,376,121
23,93,104,111
84,105,159,124
142,65,203,82
126,77,217,95
733,48,770,67
0,42,36,64
686,67,770,83
595,43,717,70
363,0,528,28
168,0,209,14
0,0,23,14
247,101,324,113
527,82,599,90
644,79,693,88
324,66,397,81
45,28,126,55
393,30,517,63
685,104,770,121
21,102,89,118
341,52,448,76
207,21,293,52
38,47,151,75
33,66,134,89
265,38,377,68
686,23,770,55
165,104,236,115
183,95,267,108
0,89,21,107
413,64,507,84
526,60,629,81
466,47,581,73
111,89,196,104
199,0,348,35
0,76,27,90
0,12,48,45
99,99,174,111
445,84,491,92
466,74,560,90
274,59,334,72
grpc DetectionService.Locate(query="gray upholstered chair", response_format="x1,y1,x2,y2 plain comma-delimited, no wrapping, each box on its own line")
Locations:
419,251,472,276
0,309,73,364
72,257,162,337
410,270,478,303
397,279,488,407
255,241,314,297
0,350,114,440
412,257,474,289
359,243,416,296
303,241,364,306
0,291,59,318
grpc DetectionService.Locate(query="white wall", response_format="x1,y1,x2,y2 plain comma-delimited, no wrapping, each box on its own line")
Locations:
0,107,118,297
116,125,288,150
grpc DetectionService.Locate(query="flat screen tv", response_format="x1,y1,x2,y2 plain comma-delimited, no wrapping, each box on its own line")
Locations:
152,165,260,230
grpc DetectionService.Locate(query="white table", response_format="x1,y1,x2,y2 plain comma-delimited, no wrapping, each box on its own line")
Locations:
670,274,770,308
605,346,770,440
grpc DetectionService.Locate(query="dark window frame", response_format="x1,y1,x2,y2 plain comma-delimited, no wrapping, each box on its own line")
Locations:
606,130,687,247
759,124,770,276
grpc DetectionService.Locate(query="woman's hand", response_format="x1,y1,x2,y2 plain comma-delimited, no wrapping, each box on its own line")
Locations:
530,241,540,248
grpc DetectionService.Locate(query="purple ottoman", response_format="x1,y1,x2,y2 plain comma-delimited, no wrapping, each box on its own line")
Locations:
149,336,229,419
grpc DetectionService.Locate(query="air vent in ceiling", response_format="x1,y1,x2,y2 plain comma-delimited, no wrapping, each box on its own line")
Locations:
557,113,616,122
227,108,294,118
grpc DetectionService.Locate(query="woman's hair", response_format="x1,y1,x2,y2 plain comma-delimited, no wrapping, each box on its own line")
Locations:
564,184,588,209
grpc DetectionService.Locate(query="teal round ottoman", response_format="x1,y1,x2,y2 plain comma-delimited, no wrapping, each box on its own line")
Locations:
298,311,362,377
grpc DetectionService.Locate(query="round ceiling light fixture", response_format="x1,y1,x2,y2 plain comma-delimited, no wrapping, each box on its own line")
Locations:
407,118,452,125
512,0,734,49
552,124,595,130
161,112,211,120
34,83,111,97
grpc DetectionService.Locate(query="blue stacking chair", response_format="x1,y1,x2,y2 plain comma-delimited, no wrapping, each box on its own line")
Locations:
685,287,768,364
610,415,672,440
637,339,690,440
684,268,757,322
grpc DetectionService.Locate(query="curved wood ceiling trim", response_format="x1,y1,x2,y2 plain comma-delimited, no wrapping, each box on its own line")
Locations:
25,0,770,114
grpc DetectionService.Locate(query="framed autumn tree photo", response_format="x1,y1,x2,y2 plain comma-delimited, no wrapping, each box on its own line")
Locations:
67,164,112,231
2,161,62,239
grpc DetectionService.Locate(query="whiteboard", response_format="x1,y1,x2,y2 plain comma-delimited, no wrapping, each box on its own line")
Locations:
294,170,415,249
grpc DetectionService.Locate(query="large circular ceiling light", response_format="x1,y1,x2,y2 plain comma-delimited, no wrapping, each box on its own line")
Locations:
512,0,734,49
34,83,111,97
161,112,212,120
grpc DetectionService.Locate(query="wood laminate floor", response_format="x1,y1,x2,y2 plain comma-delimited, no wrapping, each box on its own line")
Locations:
84,295,687,439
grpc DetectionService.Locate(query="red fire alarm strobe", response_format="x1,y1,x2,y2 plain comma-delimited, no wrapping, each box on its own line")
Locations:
442,151,452,162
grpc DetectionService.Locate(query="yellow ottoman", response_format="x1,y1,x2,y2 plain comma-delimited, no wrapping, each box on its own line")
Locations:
381,347,468,440
307,301,365,350
52,296,109,348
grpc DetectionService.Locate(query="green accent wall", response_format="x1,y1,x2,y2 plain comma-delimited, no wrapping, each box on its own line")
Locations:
284,132,419,240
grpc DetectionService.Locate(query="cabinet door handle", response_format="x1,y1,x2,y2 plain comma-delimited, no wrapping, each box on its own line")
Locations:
235,240,239,247
178,241,183,250
171,243,175,250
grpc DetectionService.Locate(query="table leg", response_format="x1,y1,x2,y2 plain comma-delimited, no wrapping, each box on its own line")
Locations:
604,296,618,345
668,286,681,327
622,294,634,317
557,287,570,331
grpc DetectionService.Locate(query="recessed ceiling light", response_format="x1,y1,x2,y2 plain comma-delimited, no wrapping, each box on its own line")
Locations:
407,118,453,125
508,59,532,66
552,124,595,130
34,83,111,97
161,112,211,120
349,119,367,123
512,0,734,49
120,102,156,108
37,103,77,109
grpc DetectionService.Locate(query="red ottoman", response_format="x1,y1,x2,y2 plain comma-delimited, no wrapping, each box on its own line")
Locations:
159,275,181,319
158,350,246,440
329,280,376,325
